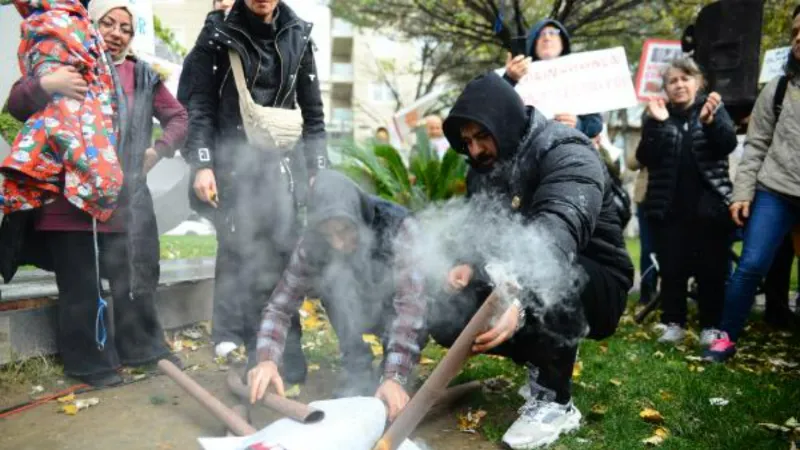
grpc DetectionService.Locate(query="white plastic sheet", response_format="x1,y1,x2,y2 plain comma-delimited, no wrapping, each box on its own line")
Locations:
198,397,422,450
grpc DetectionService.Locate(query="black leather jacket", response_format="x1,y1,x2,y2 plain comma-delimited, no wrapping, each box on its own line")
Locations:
182,0,327,176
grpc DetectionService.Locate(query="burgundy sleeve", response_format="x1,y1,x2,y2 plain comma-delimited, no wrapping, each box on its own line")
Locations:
151,81,188,158
6,77,51,122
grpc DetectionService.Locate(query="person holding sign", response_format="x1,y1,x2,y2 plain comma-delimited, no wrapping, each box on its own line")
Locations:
705,10,800,362
636,57,737,348
503,19,603,139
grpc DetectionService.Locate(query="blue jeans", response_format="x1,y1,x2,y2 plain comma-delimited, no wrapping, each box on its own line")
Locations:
720,189,800,340
637,207,657,303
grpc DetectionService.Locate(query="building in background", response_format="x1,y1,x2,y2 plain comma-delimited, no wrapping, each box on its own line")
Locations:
151,0,428,156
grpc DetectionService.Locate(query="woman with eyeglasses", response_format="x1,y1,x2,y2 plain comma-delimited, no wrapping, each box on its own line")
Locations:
4,0,187,387
502,19,604,139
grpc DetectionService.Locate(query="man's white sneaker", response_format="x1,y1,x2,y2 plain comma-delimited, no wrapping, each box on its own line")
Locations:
700,328,724,347
215,341,238,358
657,323,686,344
502,400,581,449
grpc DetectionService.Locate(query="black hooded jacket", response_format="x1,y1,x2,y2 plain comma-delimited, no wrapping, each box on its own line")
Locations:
636,95,737,222
181,0,327,176
304,170,410,278
444,73,633,290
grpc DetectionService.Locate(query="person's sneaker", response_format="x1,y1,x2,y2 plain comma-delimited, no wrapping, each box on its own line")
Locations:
657,323,686,344
703,332,736,363
699,328,724,347
215,341,238,359
502,399,582,449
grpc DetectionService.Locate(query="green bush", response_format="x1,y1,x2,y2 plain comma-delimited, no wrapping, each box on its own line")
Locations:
337,132,467,210
0,112,23,144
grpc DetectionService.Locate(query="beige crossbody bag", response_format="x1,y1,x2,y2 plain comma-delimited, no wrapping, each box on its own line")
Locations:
228,50,303,151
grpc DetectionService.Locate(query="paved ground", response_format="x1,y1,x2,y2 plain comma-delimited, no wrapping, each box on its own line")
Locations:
0,349,499,450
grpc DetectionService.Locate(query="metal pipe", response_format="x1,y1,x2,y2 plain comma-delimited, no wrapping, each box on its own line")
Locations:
226,370,325,423
157,359,257,436
373,291,502,450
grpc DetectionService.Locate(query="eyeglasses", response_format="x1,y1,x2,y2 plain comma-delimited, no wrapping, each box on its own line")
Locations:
540,29,561,38
98,18,134,37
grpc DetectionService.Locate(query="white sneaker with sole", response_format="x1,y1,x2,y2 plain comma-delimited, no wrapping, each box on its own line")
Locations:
699,328,724,347
657,323,687,344
215,341,238,359
502,400,581,449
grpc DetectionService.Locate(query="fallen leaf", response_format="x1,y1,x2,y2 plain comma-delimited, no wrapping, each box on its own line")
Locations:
362,334,383,357
181,328,202,340
659,390,674,401
609,378,623,387
133,374,148,381
61,404,79,415
61,397,99,415
589,404,608,417
308,364,320,372
599,342,609,354
675,345,688,353
769,358,799,369
181,339,199,351
759,422,790,433
573,361,583,379
785,417,799,428
171,340,184,352
285,384,301,398
457,409,487,433
57,393,75,403
420,357,436,365
642,427,669,446
30,385,45,395
640,408,664,424
709,397,729,407
653,351,665,359
685,355,704,362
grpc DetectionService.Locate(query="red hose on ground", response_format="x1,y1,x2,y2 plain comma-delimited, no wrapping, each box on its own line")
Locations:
0,383,90,419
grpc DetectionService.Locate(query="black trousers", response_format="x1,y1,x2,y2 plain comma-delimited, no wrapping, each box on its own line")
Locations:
46,231,171,378
428,256,627,404
652,216,732,328
211,160,305,377
764,235,799,320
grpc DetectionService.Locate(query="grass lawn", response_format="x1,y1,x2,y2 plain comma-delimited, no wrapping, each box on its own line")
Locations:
413,307,800,449
160,235,218,260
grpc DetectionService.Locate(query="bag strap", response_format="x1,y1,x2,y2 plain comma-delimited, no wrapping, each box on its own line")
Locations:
773,75,789,120
227,50,250,99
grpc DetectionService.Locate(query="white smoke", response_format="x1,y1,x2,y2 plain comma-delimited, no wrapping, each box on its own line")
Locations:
398,194,587,332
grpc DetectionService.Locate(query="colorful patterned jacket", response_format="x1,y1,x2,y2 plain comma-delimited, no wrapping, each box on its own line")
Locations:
0,0,122,222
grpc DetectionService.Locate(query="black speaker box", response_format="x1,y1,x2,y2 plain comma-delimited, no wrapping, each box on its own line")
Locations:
691,0,764,121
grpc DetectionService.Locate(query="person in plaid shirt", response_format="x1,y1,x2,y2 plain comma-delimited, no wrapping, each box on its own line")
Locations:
248,170,427,421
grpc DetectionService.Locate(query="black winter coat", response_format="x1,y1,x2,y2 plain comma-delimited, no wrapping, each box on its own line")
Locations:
636,96,737,222
182,0,327,178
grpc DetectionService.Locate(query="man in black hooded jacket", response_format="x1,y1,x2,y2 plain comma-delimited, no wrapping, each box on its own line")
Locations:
431,72,633,449
247,170,427,422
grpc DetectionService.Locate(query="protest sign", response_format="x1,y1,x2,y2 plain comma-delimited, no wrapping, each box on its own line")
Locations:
759,47,791,84
129,0,156,56
514,47,638,118
634,39,682,101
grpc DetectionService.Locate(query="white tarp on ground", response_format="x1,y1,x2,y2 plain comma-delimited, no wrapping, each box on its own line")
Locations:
198,397,422,450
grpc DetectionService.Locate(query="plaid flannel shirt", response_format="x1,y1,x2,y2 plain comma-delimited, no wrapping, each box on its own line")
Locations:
256,219,427,380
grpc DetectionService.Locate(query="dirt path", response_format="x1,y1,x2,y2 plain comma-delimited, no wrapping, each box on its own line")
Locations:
0,349,500,450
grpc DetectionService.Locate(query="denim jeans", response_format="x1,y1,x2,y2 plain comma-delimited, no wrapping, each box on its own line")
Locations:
637,207,657,303
720,189,800,340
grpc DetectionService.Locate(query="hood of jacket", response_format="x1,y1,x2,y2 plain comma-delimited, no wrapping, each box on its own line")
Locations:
526,19,571,61
443,72,528,168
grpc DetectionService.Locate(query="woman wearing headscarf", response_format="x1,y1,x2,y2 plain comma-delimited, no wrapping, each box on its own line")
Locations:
2,0,188,387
